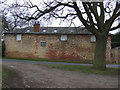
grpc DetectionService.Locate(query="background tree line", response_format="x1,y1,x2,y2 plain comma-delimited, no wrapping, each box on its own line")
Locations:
111,31,120,48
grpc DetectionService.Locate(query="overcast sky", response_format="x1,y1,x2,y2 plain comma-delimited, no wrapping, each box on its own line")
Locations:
1,0,120,34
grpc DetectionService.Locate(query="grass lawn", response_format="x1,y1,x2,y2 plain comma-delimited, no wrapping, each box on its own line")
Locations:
40,64,118,75
2,65,20,88
0,65,2,78
3,57,94,64
0,65,2,89
2,66,16,80
3,57,120,64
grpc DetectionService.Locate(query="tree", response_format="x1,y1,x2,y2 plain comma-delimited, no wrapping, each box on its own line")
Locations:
3,0,120,70
0,0,35,32
111,31,120,48
1,12,30,32
2,14,16,31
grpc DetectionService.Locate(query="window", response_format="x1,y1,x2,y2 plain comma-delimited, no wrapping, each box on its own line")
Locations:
16,34,22,40
54,30,57,33
60,35,67,41
41,41,46,46
42,29,46,32
27,30,30,32
90,35,96,42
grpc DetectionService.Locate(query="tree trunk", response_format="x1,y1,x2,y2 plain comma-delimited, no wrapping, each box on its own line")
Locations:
93,35,108,70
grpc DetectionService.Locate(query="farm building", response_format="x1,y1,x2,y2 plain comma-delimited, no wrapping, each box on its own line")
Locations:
4,23,112,62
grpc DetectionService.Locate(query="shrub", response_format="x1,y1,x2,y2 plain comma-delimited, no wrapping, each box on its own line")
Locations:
2,41,5,57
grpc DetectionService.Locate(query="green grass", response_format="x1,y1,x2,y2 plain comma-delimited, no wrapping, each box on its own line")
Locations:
2,65,19,88
2,65,20,81
0,65,2,78
3,57,120,64
40,64,118,75
2,66,15,79
0,65,2,89
106,62,120,64
3,57,93,64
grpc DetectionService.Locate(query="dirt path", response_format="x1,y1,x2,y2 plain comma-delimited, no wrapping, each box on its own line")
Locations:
2,61,118,88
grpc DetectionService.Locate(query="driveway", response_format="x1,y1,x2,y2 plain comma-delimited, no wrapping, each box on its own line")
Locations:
2,59,118,88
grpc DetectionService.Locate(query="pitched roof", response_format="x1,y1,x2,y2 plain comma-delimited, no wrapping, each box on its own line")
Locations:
4,27,92,35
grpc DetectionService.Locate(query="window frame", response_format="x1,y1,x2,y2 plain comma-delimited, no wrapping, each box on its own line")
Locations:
16,34,22,41
40,41,46,47
90,35,96,42
60,35,67,41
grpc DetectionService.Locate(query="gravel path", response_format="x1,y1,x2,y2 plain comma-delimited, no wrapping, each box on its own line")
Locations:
2,61,118,88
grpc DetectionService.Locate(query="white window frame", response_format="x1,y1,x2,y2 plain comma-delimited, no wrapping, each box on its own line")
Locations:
42,29,46,32
16,34,22,41
90,35,96,42
60,35,67,41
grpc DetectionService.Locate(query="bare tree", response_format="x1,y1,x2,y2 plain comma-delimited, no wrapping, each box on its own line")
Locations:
0,0,33,31
2,14,27,31
3,0,120,70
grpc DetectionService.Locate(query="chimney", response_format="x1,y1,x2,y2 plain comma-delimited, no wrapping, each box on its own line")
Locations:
34,21,40,32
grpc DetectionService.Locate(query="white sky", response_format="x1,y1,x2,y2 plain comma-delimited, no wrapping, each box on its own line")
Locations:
1,0,120,34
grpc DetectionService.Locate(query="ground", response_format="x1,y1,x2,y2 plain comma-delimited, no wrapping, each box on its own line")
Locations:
2,60,118,88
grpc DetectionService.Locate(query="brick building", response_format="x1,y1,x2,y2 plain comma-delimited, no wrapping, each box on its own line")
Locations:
111,46,120,63
4,23,112,62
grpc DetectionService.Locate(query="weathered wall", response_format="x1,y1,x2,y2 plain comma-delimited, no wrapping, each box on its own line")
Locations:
106,36,111,61
111,47,120,63
4,34,111,62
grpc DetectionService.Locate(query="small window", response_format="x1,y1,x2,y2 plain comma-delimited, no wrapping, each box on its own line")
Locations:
90,35,96,42
16,34,22,40
41,41,46,46
70,30,73,33
42,29,46,32
27,30,30,32
60,35,67,41
54,30,57,33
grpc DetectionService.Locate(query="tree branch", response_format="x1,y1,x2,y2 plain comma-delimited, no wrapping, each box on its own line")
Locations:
15,3,63,21
99,2,105,29
109,23,120,31
105,2,120,31
53,13,77,18
73,2,99,35
57,2,74,8
82,2,96,29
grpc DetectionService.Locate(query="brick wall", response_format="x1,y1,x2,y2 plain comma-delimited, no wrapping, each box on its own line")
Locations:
111,47,120,63
4,34,111,62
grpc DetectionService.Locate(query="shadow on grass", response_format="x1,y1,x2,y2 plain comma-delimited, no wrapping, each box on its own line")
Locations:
2,65,25,88
40,64,118,75
3,57,120,64
3,57,94,64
